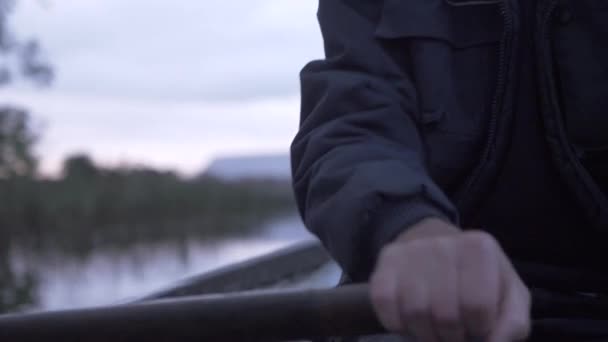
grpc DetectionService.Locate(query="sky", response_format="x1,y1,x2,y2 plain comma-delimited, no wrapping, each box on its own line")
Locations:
2,0,323,176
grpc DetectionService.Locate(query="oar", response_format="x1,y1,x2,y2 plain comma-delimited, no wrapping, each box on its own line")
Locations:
3,284,608,342
0,285,382,342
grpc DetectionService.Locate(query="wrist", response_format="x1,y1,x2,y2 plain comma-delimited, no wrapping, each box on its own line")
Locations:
395,217,461,244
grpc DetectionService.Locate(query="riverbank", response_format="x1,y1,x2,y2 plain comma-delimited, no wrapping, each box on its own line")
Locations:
1,174,296,255
12,214,314,313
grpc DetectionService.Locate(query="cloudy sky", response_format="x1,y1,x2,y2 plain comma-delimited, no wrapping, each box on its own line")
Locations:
3,1,323,176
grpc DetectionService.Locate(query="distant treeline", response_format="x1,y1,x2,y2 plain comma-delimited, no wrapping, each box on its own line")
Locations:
0,5,299,313
0,155,296,255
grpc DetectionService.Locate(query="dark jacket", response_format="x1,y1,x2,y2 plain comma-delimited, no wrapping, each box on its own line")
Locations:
291,0,608,280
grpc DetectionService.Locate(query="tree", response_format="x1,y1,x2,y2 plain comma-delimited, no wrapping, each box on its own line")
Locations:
63,154,99,180
0,0,53,178
0,0,53,86
0,106,37,178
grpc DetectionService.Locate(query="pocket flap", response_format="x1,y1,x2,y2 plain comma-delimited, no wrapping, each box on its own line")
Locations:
375,0,503,48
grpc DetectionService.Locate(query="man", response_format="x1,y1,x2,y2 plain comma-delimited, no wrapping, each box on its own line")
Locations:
291,0,608,341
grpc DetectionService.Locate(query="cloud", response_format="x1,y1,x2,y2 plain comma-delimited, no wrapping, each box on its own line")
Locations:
4,88,300,176
3,1,326,175
10,0,323,101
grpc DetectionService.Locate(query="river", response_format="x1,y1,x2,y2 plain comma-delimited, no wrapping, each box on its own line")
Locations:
6,215,341,313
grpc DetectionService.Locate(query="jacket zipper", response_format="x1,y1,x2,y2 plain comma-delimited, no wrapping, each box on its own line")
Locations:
537,0,608,227
457,0,514,217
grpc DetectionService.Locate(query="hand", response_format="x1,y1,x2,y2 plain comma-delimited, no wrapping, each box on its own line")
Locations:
369,218,531,342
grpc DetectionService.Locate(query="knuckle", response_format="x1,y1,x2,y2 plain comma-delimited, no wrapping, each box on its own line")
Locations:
462,231,500,255
520,286,532,307
463,300,494,330
463,300,490,319
431,237,454,255
369,265,388,284
370,283,395,308
432,307,460,328
506,316,532,338
378,244,401,263
519,282,532,300
400,301,428,321
470,287,496,306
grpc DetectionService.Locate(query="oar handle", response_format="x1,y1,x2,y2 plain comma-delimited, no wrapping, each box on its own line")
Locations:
0,285,382,342
3,284,608,341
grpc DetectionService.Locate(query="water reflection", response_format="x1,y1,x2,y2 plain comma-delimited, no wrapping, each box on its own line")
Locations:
1,214,314,313
0,241,39,312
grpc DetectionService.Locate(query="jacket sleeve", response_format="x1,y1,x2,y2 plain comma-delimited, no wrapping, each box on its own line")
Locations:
290,0,459,280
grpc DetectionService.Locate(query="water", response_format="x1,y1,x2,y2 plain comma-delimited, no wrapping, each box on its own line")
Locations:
5,214,340,313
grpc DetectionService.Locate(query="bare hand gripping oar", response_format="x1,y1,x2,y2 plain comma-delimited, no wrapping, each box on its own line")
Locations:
3,284,608,341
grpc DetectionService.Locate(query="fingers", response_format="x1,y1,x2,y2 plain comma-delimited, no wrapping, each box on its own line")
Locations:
488,282,531,342
370,222,531,342
373,238,465,342
488,259,532,342
370,254,401,332
459,232,501,338
429,239,465,342
371,244,440,341
397,278,438,342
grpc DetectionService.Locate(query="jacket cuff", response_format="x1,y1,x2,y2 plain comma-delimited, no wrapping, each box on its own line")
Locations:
371,198,457,256
351,197,459,281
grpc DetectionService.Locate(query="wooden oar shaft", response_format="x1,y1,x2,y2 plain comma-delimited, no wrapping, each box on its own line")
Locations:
0,285,384,342
4,284,608,341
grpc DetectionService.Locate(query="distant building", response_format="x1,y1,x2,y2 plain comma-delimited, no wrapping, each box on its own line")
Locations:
204,154,291,181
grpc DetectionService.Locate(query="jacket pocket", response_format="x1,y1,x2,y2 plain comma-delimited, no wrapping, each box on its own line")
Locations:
553,0,608,153
374,0,503,190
